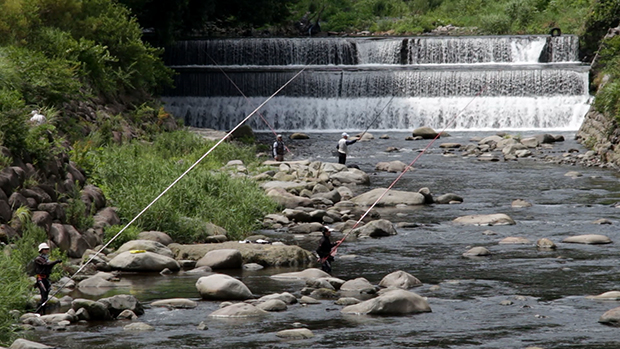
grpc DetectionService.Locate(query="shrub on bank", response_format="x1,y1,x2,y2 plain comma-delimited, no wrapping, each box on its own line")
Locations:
90,130,279,243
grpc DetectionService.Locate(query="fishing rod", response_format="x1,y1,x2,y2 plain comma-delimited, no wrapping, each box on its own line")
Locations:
205,52,299,155
322,86,486,262
356,95,395,140
36,61,315,314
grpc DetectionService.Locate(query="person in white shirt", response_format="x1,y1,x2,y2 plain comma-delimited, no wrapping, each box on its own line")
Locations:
337,132,357,165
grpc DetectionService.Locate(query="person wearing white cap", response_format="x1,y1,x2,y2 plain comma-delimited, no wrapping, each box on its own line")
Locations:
337,132,357,165
272,134,285,161
34,242,61,314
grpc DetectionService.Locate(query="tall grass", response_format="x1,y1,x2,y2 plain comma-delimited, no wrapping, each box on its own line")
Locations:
90,130,279,243
0,210,64,345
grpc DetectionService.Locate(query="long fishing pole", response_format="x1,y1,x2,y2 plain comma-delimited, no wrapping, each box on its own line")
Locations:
357,95,395,140
205,52,297,155
36,61,314,314
323,86,486,262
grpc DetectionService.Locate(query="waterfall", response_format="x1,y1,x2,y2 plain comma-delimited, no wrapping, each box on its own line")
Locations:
162,35,590,131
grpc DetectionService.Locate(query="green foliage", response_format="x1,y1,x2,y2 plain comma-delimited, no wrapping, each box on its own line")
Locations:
0,219,62,345
90,130,279,242
103,224,141,250
593,36,620,121
63,186,95,231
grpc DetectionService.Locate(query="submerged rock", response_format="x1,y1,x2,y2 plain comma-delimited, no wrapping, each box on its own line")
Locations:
341,289,431,315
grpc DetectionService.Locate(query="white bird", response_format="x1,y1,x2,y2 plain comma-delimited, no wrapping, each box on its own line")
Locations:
29,110,47,125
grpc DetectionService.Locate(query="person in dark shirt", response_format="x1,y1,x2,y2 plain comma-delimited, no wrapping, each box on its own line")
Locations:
34,242,61,315
316,226,337,273
273,134,285,161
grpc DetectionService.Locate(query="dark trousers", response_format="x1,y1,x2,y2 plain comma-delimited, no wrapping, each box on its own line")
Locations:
36,278,50,314
338,152,346,165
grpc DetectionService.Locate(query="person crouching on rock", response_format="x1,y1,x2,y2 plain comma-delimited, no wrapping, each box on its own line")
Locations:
317,226,337,274
34,242,61,315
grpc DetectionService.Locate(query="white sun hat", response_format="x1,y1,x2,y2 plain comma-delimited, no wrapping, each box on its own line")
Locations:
342,132,349,137
38,242,50,251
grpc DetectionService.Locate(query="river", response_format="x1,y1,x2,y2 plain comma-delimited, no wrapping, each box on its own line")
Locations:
34,129,620,349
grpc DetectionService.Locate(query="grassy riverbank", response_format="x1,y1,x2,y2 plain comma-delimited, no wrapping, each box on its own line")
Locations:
87,130,279,247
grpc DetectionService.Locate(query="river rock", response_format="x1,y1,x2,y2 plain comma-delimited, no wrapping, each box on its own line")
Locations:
209,302,267,318
108,251,180,272
9,339,55,349
351,188,425,206
71,299,112,320
117,309,138,320
341,289,431,315
463,246,491,257
270,268,331,280
435,193,463,204
599,306,620,326
196,274,252,300
266,187,314,208
196,249,243,269
151,298,198,309
329,168,370,185
375,161,409,173
113,240,174,258
499,237,531,244
586,291,620,300
290,132,309,139
98,294,144,317
77,272,121,289
124,322,154,331
351,219,397,238
379,270,422,289
256,294,296,308
536,238,556,249
38,313,75,324
275,328,314,339
562,234,612,244
169,242,314,267
256,299,287,312
453,213,516,226
137,231,173,245
336,297,361,305
340,277,376,294
511,199,532,208
412,126,438,139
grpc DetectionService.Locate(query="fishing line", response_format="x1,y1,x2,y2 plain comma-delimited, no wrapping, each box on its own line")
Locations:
36,61,314,313
357,95,395,140
205,52,313,154
325,86,486,261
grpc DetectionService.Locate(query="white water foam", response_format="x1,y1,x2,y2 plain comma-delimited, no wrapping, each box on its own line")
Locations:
162,95,592,132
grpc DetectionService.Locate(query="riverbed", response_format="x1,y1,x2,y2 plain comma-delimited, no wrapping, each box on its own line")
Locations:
35,130,620,349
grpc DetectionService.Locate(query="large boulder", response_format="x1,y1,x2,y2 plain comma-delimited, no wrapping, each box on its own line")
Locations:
169,242,314,267
114,240,174,258
9,339,55,349
108,251,180,272
329,169,370,185
137,231,173,245
351,188,425,206
351,219,397,238
196,274,252,300
379,271,422,289
341,289,431,315
71,298,112,320
196,249,243,269
98,294,144,317
453,213,516,226
412,126,438,139
266,187,314,208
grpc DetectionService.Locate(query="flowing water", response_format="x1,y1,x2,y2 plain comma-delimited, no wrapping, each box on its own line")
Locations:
34,130,620,349
30,36,620,348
